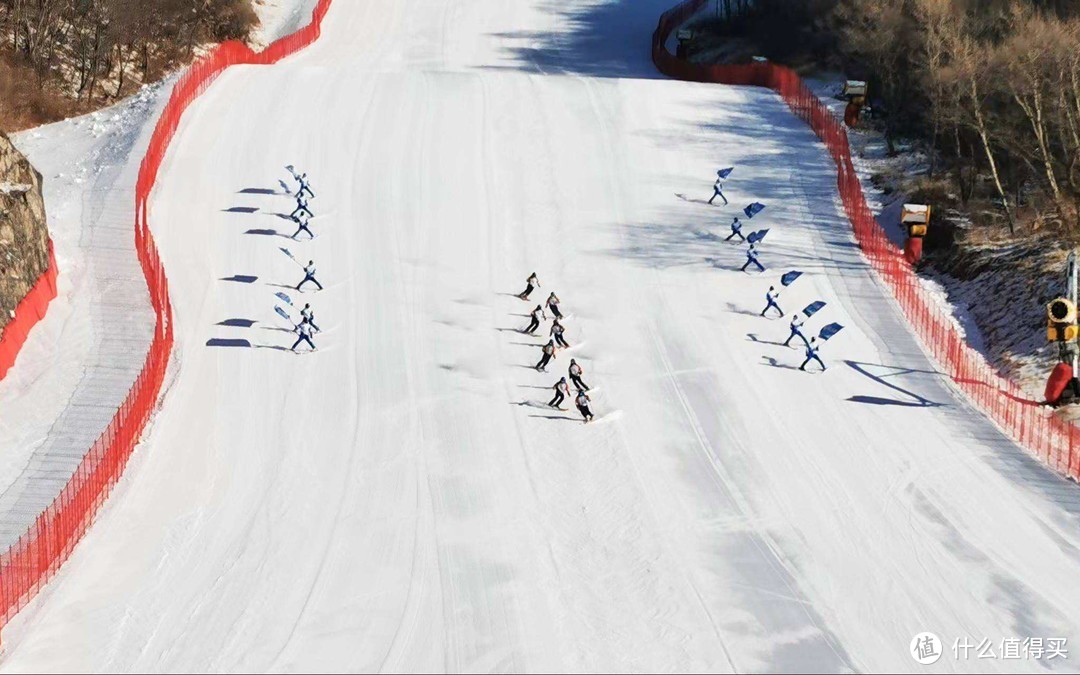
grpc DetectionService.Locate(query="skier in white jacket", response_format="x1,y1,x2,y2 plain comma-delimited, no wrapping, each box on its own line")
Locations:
297,260,323,291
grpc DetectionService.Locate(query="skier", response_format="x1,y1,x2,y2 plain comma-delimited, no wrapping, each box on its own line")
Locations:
568,358,589,391
300,303,321,332
761,286,783,318
575,389,595,423
725,216,745,242
546,292,563,320
291,214,314,240
296,173,315,199
708,176,728,205
291,320,316,352
741,243,765,273
549,377,571,408
550,317,570,348
800,337,826,372
290,195,313,220
518,272,540,300
783,313,807,348
535,340,557,372
296,260,323,291
524,305,546,334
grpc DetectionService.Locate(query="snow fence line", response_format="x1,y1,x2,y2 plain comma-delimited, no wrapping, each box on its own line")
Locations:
653,0,1080,481
0,0,335,638
0,241,57,380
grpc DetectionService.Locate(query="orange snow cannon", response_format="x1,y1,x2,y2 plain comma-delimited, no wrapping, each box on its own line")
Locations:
842,80,867,128
901,203,931,264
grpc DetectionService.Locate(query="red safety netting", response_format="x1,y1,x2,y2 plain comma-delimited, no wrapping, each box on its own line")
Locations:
653,0,1080,479
0,0,335,634
0,241,58,380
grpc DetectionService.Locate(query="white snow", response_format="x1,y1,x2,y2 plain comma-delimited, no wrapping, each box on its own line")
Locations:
4,0,1080,672
250,0,321,50
0,1,319,555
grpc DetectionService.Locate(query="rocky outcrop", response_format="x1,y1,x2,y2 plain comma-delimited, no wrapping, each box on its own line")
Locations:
0,131,49,332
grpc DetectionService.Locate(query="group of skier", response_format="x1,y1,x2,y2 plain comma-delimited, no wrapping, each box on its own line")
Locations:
759,286,827,372
709,168,832,372
517,273,596,423
708,171,766,274
285,169,323,353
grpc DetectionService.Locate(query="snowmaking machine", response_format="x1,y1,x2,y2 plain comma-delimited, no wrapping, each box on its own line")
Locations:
842,80,867,128
1046,251,1080,405
901,203,930,264
675,29,694,59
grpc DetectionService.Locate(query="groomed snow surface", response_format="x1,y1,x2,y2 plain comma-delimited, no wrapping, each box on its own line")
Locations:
4,0,1080,672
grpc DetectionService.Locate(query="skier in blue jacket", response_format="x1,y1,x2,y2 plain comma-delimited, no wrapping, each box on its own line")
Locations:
725,216,744,242
741,244,765,273
800,337,826,372
783,313,807,348
761,286,783,317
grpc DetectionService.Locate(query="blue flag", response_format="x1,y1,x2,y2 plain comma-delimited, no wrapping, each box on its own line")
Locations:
275,292,292,306
747,229,769,244
781,270,803,286
803,300,826,317
280,247,296,262
744,202,766,219
717,166,734,179
274,306,292,323
819,322,845,341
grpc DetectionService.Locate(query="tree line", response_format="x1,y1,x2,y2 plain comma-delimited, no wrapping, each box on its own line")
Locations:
0,0,256,124
725,0,1080,233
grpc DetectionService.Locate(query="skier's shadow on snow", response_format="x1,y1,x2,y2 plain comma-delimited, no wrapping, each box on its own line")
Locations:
675,193,718,207
725,302,762,318
222,206,259,214
220,274,258,284
843,360,944,408
217,318,256,328
245,228,290,238
528,414,578,422
207,338,251,348
760,355,802,372
238,187,281,195
747,332,787,347
206,338,293,351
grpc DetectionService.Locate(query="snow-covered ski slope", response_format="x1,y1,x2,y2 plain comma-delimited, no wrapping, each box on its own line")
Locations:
6,0,1080,672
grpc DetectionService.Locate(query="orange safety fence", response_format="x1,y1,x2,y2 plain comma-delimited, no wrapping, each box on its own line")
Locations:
653,0,1080,479
0,241,57,380
0,0,335,634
